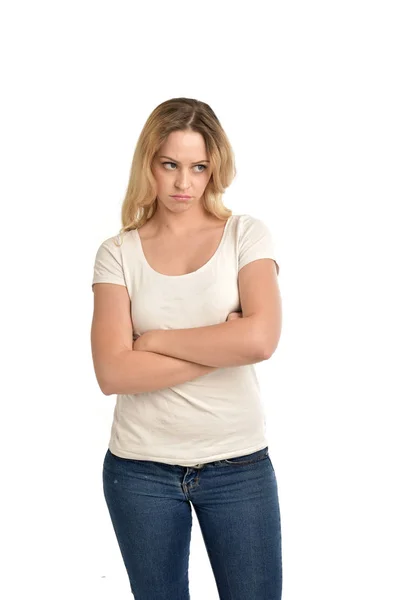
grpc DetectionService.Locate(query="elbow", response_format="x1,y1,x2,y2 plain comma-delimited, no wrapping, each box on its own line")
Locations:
252,339,269,362
251,329,268,362
98,351,135,396
256,348,270,362
93,358,114,395
253,327,281,362
95,367,115,396
95,353,122,396
101,383,114,396
259,342,279,361
98,376,114,396
249,312,281,362
254,336,278,362
100,365,120,395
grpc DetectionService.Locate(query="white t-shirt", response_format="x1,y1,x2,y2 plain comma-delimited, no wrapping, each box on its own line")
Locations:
92,213,279,466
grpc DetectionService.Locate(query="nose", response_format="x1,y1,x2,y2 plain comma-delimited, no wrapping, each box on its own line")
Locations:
175,169,191,191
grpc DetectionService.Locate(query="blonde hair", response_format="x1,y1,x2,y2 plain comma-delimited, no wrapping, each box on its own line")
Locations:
114,97,236,245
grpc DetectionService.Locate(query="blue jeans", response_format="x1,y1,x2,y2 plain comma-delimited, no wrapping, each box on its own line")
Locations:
103,446,282,599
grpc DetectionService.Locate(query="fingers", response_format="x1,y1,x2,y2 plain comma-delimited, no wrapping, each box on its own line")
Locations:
227,311,243,320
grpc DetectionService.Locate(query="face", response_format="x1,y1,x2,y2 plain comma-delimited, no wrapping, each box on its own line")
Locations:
152,130,212,213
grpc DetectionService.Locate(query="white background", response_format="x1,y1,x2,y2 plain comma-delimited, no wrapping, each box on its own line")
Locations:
1,1,399,598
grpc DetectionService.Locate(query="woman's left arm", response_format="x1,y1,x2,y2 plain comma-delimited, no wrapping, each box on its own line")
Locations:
134,315,264,368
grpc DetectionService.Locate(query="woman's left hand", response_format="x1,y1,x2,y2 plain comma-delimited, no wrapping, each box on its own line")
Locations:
133,331,153,352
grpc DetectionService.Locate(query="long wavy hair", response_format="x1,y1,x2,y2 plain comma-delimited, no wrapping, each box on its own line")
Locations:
114,97,236,245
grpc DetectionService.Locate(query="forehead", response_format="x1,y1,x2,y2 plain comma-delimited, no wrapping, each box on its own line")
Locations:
158,130,207,159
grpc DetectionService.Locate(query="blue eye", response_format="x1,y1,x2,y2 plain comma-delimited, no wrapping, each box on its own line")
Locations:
162,162,207,173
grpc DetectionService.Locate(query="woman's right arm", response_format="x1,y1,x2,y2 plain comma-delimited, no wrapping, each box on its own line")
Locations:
105,350,217,395
92,283,232,395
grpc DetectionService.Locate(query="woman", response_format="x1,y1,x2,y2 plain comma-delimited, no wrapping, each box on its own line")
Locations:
91,97,283,599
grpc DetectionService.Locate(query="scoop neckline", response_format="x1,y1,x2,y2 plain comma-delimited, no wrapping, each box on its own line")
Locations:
134,215,235,279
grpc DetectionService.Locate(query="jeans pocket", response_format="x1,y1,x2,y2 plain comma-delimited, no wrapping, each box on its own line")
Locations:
222,446,269,466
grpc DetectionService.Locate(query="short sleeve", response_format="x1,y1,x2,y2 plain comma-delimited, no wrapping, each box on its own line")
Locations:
92,236,127,290
238,214,280,275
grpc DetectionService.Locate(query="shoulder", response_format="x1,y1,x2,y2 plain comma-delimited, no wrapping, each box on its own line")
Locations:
236,213,279,274
237,213,273,238
95,231,132,255
237,212,267,224
92,232,132,288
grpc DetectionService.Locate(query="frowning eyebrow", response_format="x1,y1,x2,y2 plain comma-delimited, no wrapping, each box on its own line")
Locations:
159,155,210,164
